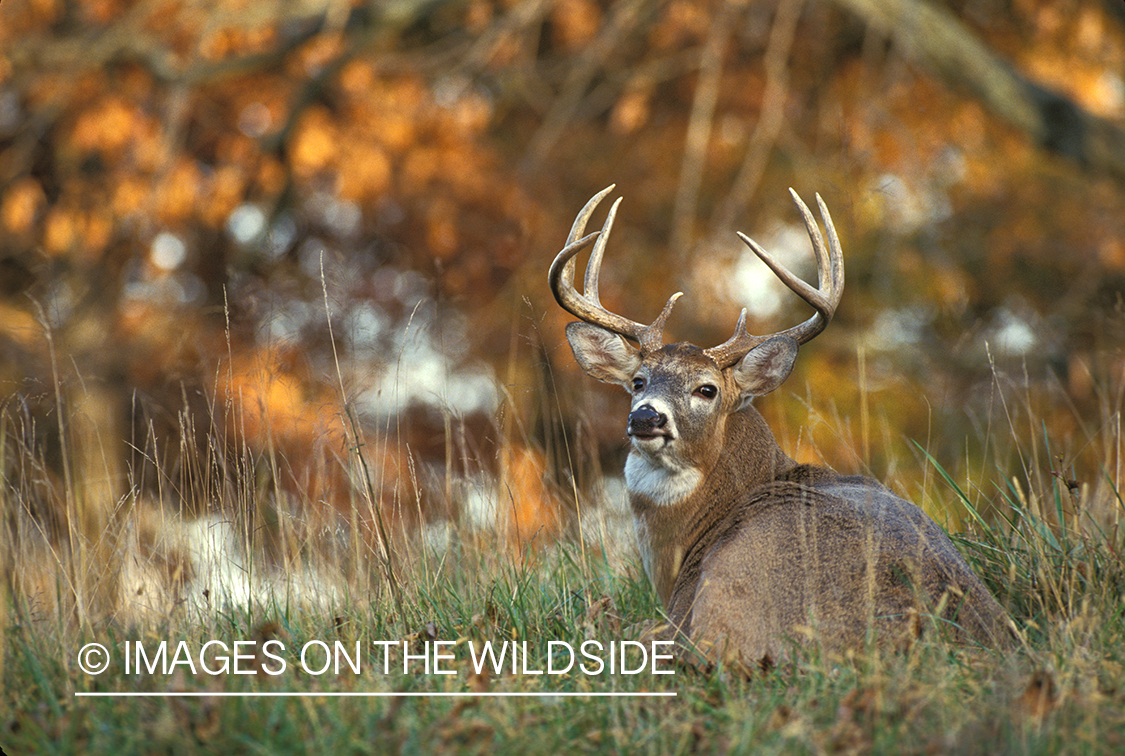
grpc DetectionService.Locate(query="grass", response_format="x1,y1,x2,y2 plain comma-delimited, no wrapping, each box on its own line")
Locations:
2,348,1125,755
4,542,1122,756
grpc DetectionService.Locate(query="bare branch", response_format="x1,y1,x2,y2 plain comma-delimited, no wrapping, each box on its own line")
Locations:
670,0,735,261
713,0,805,232
836,0,1125,184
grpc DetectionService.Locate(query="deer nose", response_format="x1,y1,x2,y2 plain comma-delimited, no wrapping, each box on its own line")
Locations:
628,404,667,436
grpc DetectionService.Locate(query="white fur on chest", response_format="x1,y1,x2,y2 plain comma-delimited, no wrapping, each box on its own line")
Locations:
624,452,702,507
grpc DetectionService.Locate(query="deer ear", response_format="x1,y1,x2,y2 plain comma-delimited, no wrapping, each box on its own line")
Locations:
732,335,798,398
565,322,641,387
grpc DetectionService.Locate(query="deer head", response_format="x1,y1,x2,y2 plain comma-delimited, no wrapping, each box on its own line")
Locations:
550,186,843,508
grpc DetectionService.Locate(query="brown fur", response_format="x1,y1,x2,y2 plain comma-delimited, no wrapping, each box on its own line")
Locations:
568,335,1012,670
553,188,1011,670
656,457,1013,668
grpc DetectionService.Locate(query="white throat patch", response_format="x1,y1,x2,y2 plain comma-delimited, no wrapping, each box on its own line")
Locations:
624,452,702,507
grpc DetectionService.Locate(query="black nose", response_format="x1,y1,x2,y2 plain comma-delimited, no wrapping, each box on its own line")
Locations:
628,404,666,436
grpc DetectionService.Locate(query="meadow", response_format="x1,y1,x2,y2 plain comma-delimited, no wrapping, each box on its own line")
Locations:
3,0,1124,753
2,345,1123,756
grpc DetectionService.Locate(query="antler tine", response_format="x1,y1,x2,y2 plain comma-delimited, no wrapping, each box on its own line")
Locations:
550,187,679,348
816,192,845,302
583,195,622,305
702,307,769,369
640,291,683,354
704,189,844,369
554,185,618,308
776,189,843,345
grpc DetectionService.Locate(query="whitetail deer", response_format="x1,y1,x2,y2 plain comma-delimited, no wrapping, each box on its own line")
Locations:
550,186,1011,669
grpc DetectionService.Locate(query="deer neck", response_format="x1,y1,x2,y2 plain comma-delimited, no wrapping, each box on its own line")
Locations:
629,406,796,605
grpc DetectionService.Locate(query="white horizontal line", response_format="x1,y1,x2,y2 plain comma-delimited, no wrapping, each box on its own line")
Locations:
75,691,676,698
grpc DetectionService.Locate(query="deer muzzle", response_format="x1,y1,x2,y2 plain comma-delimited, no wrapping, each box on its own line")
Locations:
628,404,668,440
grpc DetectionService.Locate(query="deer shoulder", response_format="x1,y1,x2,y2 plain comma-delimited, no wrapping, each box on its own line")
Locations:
550,186,1013,669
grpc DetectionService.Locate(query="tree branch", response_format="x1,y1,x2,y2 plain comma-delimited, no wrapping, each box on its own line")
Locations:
835,0,1125,183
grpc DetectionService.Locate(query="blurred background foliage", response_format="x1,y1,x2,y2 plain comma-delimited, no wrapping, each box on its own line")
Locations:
1,0,1123,554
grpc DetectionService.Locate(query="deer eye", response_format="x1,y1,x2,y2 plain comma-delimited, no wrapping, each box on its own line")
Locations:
632,377,645,392
694,384,718,400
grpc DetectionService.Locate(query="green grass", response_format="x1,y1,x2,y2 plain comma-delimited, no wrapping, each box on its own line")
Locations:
3,361,1125,755
4,518,1125,755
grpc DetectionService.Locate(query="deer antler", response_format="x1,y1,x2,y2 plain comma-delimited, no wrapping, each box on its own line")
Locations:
550,187,842,364
703,189,844,369
548,186,683,354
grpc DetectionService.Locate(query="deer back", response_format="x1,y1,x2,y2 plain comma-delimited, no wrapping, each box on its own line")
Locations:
664,467,1013,667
